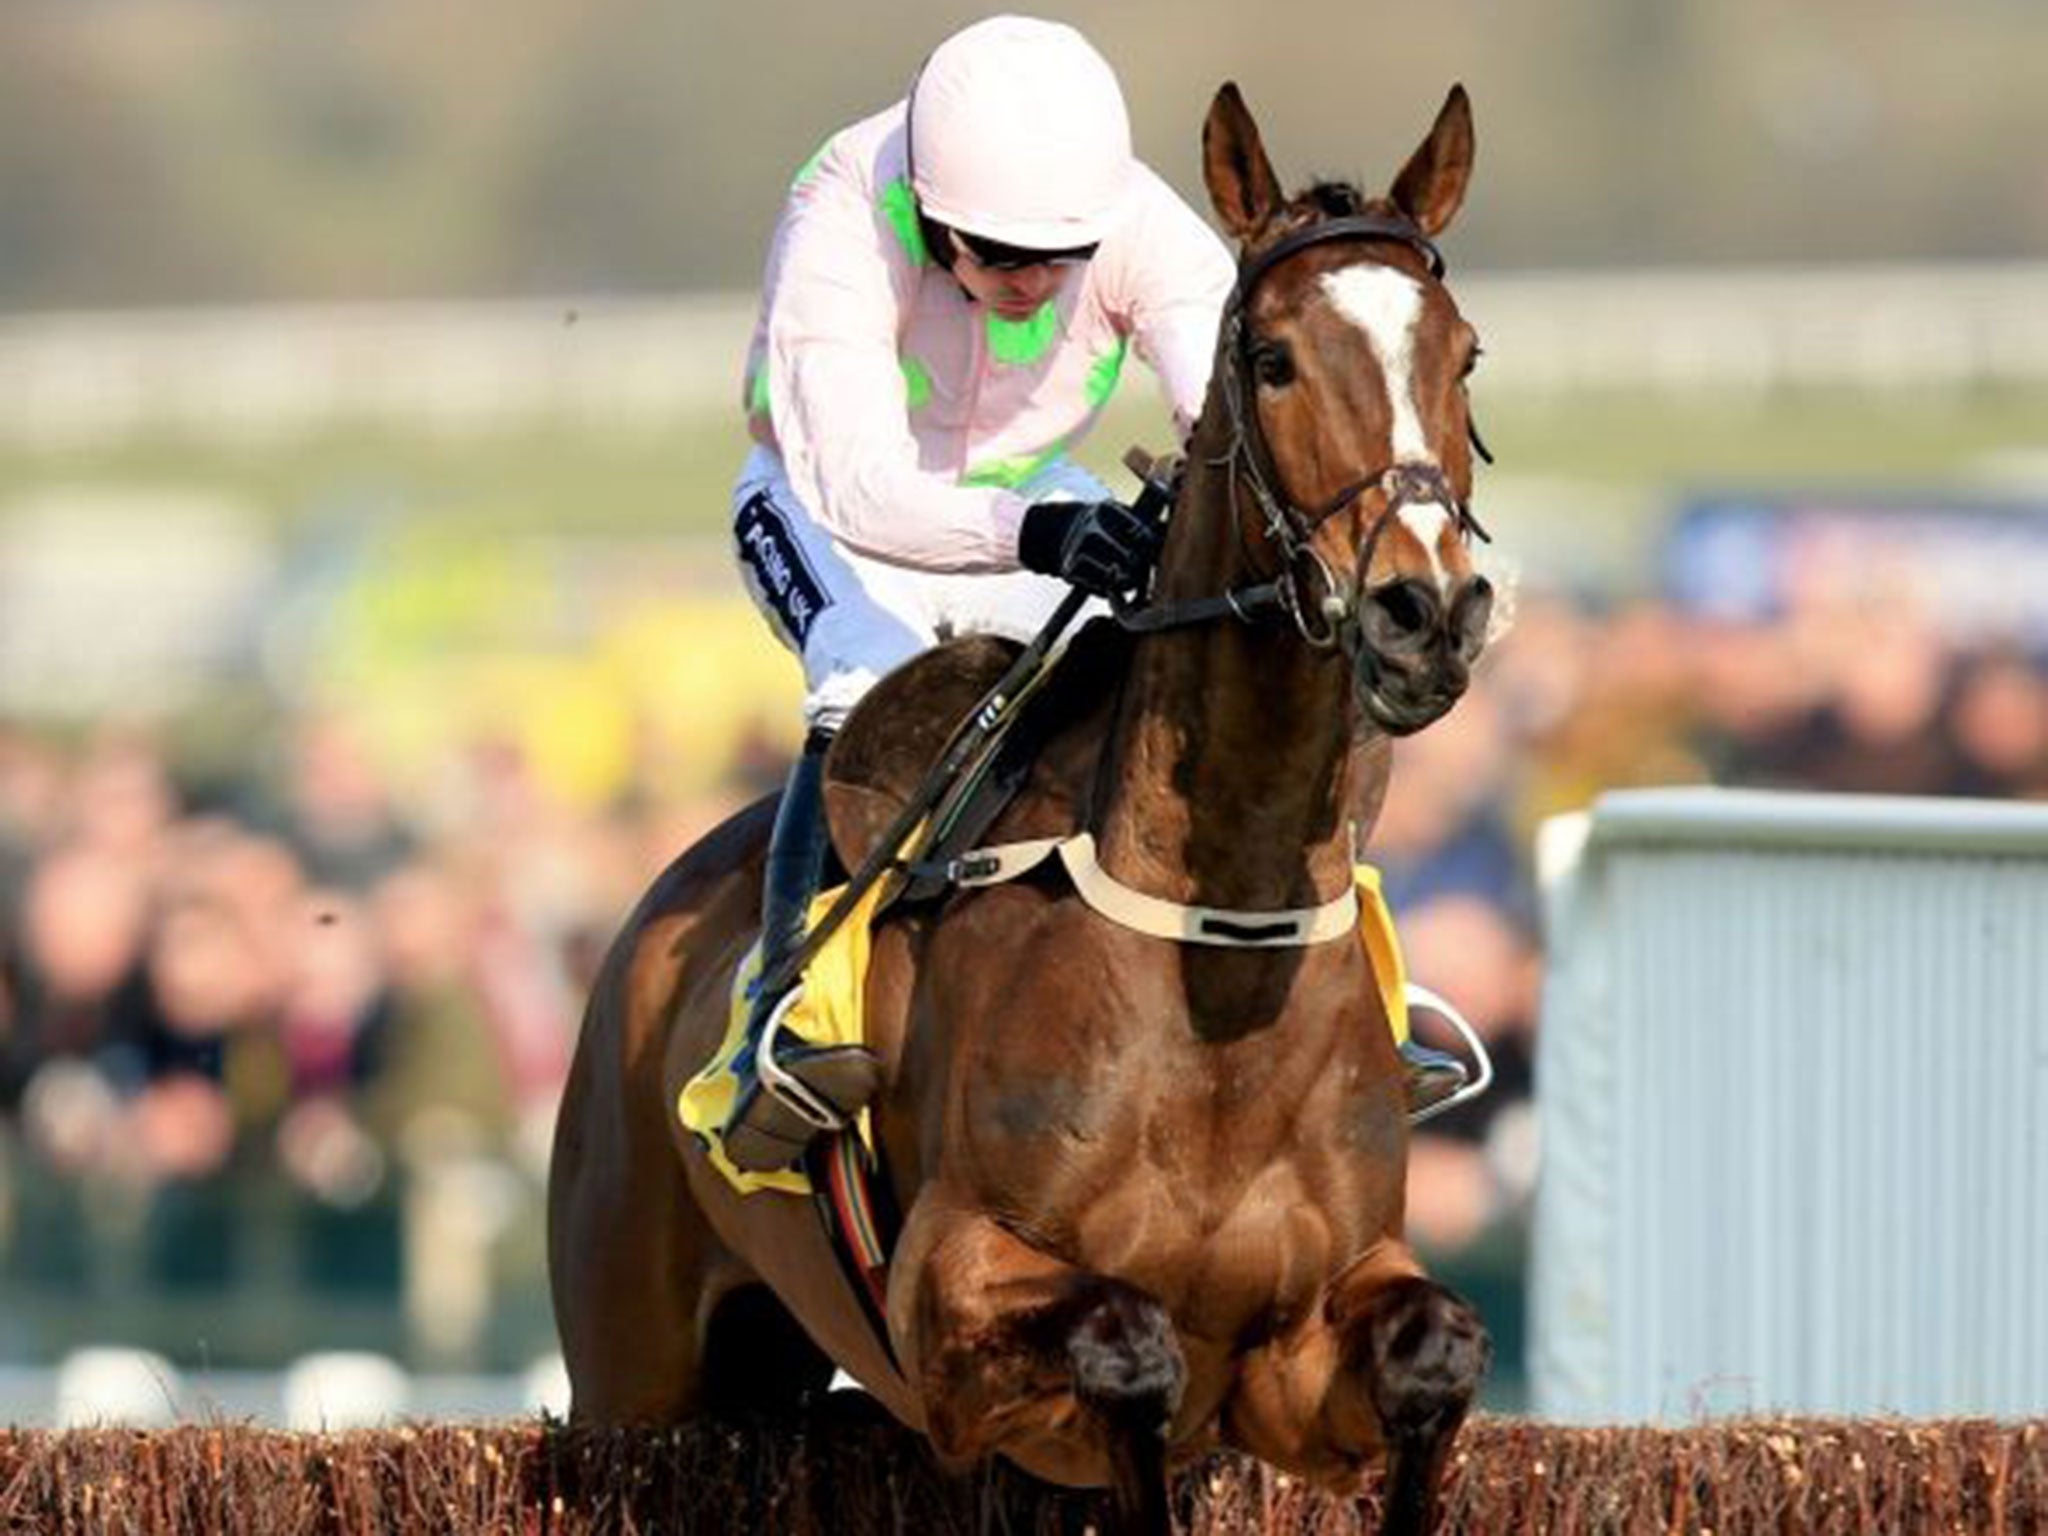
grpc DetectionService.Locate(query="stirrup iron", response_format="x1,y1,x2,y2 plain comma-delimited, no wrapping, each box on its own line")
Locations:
1403,982,1494,1127
754,987,853,1134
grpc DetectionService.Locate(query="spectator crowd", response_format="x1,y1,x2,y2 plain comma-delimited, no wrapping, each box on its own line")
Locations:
1,572,2045,1354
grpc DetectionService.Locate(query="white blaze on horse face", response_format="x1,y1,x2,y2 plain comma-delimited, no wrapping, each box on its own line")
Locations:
1322,265,1429,462
1396,500,1454,586
1321,265,1450,585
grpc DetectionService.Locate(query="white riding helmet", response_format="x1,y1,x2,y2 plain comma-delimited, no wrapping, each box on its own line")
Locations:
908,15,1135,251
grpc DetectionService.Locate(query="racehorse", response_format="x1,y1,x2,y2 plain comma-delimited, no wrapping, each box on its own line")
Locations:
549,83,1496,1536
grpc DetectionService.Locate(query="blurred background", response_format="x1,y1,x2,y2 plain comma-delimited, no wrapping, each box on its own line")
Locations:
2,0,2046,1425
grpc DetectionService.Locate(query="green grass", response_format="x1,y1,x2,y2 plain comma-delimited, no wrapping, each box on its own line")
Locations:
0,417,746,541
3,384,2044,549
1470,384,2048,491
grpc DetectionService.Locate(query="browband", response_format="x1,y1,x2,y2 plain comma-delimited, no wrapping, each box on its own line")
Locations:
1229,213,1445,314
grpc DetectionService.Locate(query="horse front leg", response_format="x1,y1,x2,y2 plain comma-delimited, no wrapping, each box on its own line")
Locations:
892,1193,1186,1536
1229,1238,1489,1535
1347,1264,1490,1534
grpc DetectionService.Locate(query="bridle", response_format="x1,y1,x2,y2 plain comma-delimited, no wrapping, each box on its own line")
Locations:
1120,212,1491,652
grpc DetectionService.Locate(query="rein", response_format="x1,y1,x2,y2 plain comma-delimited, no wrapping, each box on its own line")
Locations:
1117,211,1490,645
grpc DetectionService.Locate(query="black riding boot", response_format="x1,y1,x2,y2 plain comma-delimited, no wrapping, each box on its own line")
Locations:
721,728,880,1173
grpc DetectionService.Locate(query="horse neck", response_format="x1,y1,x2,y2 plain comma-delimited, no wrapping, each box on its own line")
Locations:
1093,428,1365,911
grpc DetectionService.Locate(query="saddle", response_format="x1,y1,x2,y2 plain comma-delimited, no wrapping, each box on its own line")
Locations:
823,618,1132,909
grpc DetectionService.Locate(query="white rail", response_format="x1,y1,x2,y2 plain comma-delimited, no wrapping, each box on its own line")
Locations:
4,264,2048,448
1534,787,2048,1423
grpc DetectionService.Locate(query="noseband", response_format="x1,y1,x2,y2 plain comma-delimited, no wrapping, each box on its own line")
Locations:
1120,213,1490,649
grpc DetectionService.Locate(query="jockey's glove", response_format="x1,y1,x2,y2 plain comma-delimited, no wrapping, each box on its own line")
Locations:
1017,498,1162,600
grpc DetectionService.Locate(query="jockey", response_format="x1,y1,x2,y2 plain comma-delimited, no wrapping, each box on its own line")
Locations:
722,15,1467,1172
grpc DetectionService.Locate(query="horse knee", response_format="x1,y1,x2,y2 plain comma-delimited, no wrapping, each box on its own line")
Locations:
1361,1277,1490,1441
1065,1284,1183,1536
1338,1278,1488,1535
1067,1283,1186,1433
917,1270,1184,1485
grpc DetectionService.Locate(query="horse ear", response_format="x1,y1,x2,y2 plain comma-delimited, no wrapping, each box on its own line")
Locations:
1203,82,1284,242
1388,83,1475,238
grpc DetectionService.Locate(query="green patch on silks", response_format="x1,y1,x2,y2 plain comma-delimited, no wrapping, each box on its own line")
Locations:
985,302,1059,367
790,140,830,190
1085,335,1129,409
960,443,1069,490
899,355,933,412
878,179,928,266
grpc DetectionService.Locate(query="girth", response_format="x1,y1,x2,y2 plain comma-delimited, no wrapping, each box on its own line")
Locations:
919,831,1361,949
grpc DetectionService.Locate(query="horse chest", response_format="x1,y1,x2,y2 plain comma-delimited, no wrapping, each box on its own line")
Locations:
940,898,1403,1324
958,1037,1398,1327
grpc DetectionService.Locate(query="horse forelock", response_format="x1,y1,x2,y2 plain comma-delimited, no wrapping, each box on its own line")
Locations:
1301,179,1368,218
1269,182,1407,242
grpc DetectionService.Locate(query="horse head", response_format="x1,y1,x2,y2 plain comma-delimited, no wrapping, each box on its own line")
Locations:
1195,83,1493,737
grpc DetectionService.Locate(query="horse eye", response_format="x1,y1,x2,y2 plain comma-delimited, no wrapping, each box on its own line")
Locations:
1252,341,1295,389
1461,343,1485,381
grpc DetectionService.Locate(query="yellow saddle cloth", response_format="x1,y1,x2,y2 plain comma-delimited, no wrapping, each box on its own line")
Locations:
678,866,1412,1199
677,878,891,1197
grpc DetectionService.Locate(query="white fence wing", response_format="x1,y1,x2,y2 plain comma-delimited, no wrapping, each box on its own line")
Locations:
1533,788,2048,1423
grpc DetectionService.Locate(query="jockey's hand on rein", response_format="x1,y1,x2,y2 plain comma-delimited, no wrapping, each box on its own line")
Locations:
1017,499,1161,600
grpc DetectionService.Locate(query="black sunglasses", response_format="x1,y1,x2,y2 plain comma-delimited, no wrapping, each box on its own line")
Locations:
951,228,1099,272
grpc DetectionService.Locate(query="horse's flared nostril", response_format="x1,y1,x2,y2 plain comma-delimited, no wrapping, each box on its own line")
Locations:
1363,579,1441,649
1450,575,1495,661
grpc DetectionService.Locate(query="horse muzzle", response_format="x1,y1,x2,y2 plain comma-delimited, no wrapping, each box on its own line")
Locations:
1350,573,1495,735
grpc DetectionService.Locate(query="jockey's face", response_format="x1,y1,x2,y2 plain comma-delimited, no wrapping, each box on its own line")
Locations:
948,238,1078,320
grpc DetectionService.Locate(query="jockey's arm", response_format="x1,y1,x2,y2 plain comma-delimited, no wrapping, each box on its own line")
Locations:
762,164,1031,575
1109,168,1237,438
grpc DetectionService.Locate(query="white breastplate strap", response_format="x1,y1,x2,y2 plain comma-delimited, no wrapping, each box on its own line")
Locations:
943,831,1359,948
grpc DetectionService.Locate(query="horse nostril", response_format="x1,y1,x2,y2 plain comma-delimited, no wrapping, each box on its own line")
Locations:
1366,580,1440,642
1451,575,1496,660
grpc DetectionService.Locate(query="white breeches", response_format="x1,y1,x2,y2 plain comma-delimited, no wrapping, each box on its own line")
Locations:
730,446,1109,732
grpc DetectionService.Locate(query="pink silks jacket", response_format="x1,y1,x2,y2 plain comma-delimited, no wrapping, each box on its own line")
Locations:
740,102,1235,574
